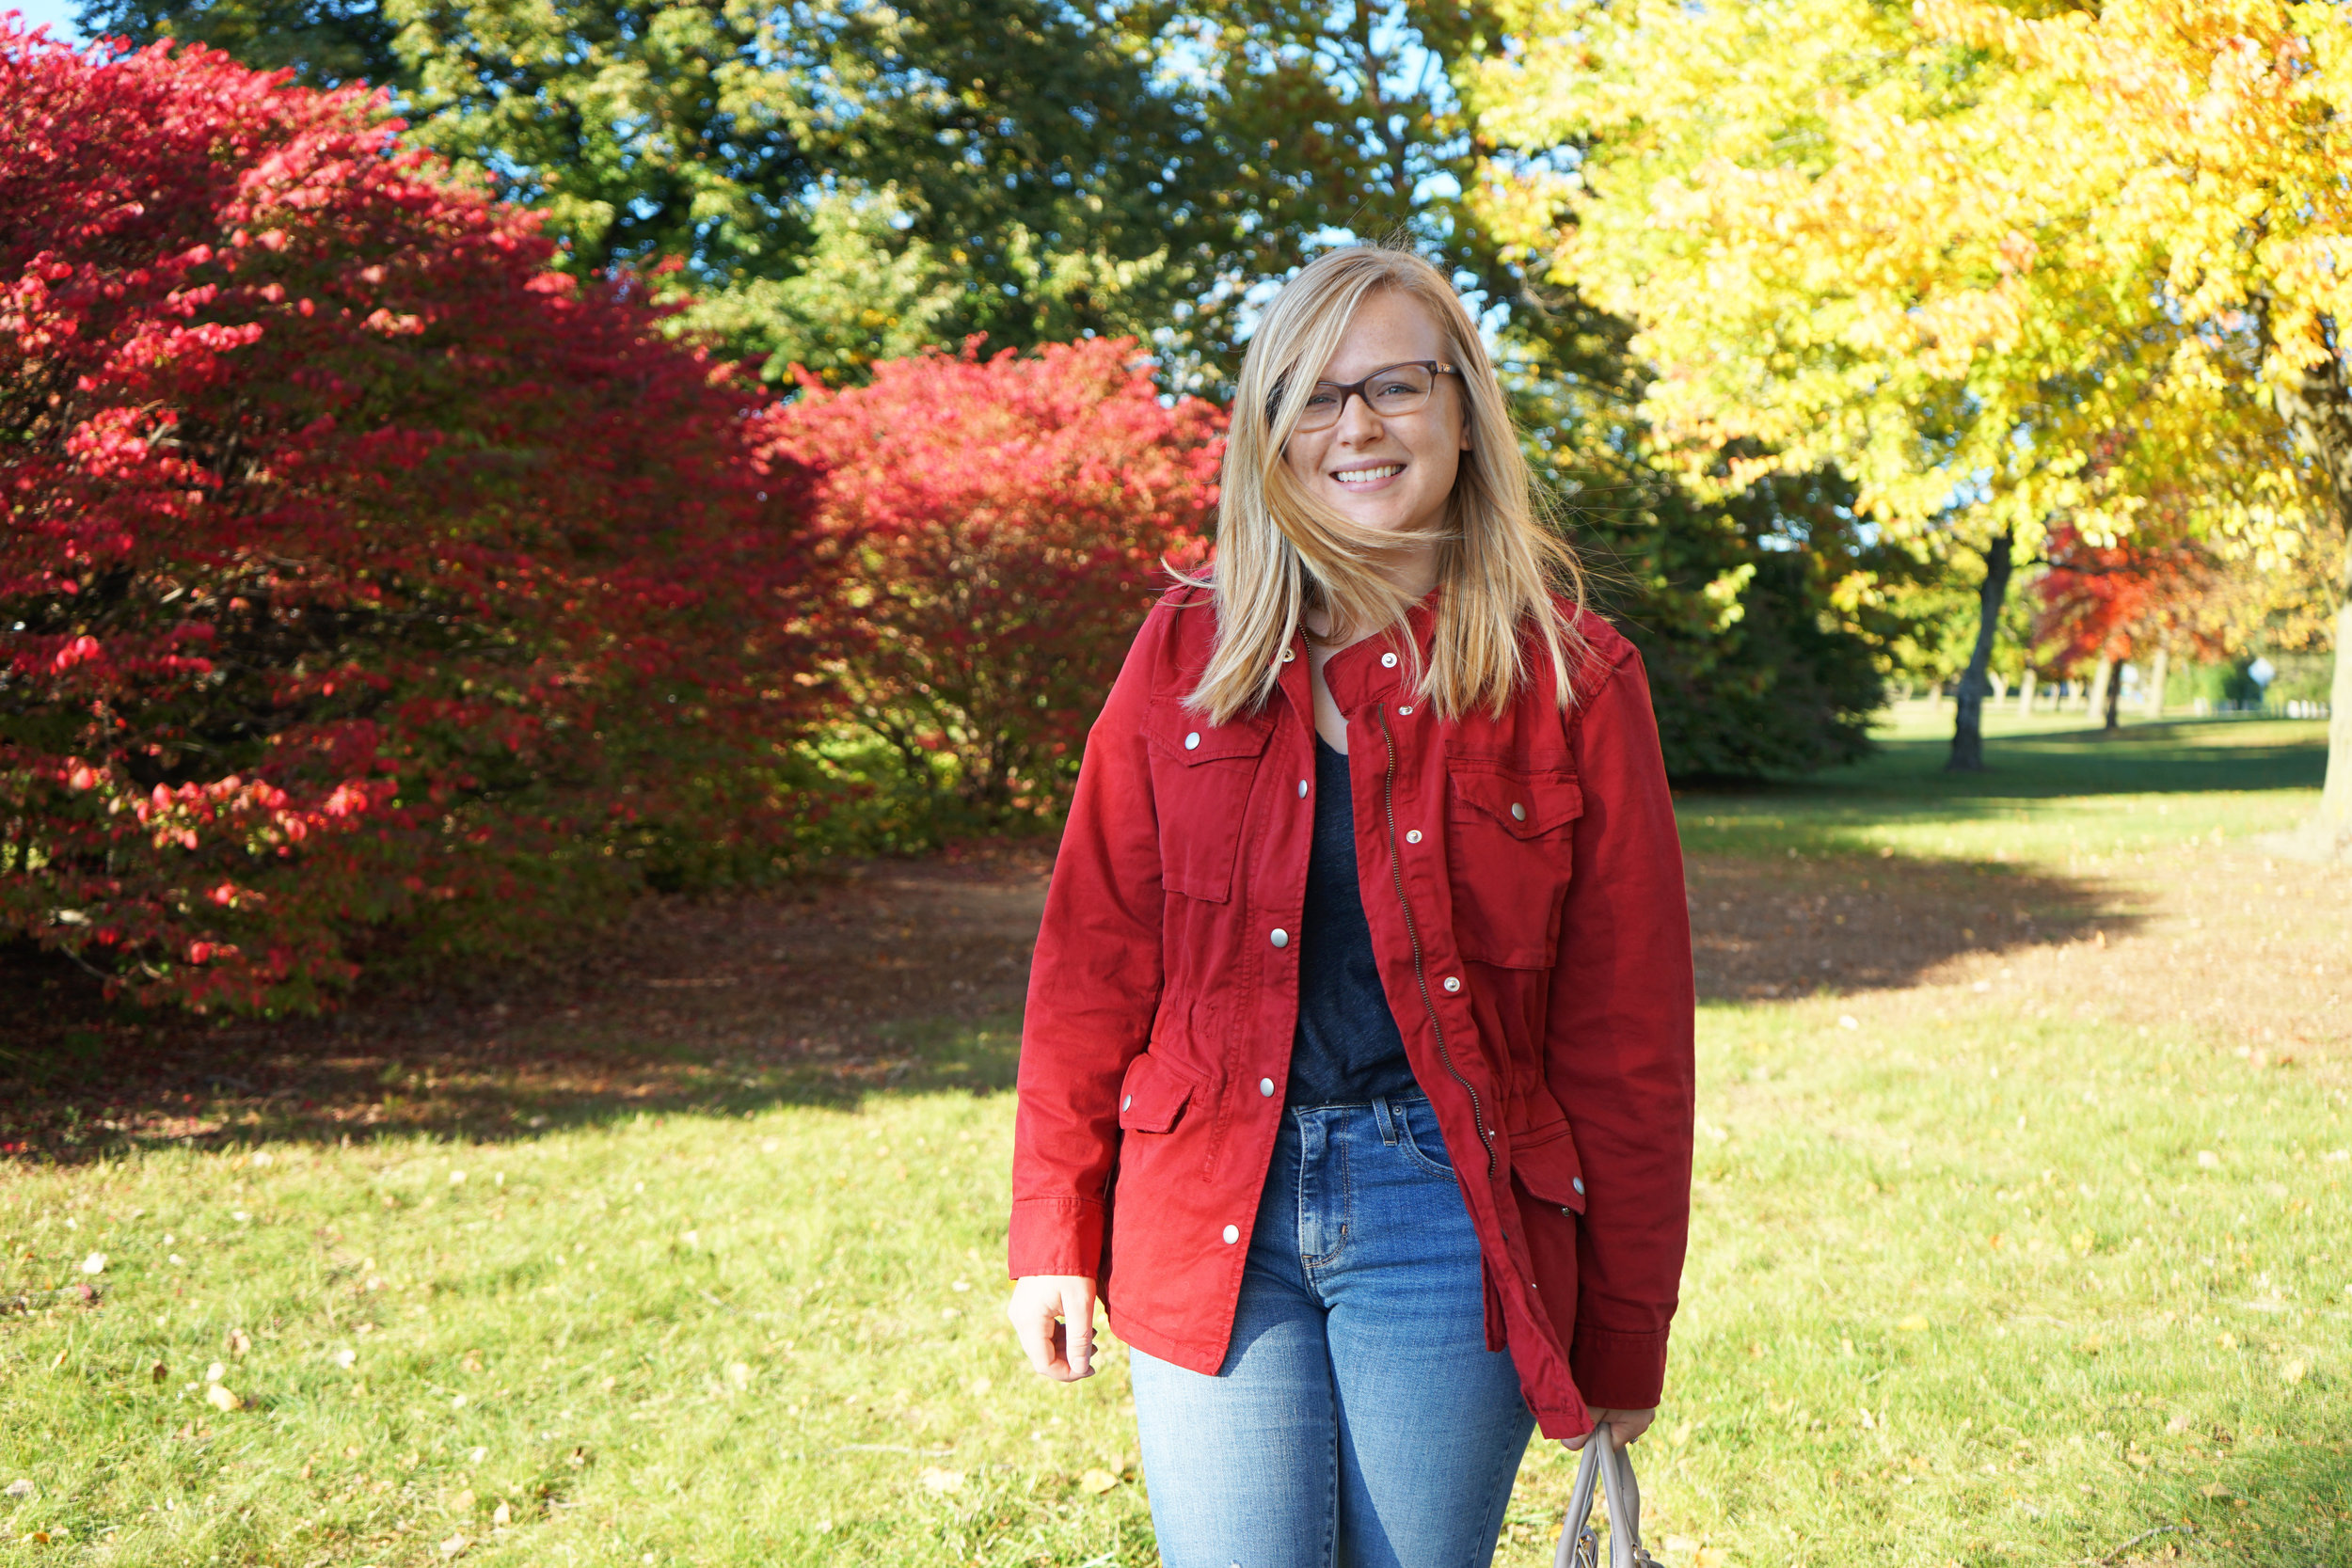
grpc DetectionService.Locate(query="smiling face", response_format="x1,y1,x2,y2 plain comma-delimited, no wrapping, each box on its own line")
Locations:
1280,288,1472,547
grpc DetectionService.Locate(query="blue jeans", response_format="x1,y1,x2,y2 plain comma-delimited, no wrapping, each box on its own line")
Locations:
1127,1094,1534,1568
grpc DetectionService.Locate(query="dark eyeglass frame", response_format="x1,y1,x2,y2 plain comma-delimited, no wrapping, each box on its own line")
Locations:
1283,360,1461,432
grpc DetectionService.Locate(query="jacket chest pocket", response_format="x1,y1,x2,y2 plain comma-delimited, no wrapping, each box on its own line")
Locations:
1146,696,1272,904
1444,757,1582,968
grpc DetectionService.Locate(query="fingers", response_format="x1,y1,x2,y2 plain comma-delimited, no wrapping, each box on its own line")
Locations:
1059,1277,1097,1380
1009,1287,1057,1378
1564,1407,1657,1449
1609,1408,1657,1446
1006,1276,1098,1383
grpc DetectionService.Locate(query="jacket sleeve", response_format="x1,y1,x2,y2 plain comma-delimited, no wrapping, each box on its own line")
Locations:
1546,639,1695,1409
1007,610,1170,1281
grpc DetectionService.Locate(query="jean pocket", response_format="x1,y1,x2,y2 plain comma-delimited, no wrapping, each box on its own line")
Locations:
1396,1098,1457,1181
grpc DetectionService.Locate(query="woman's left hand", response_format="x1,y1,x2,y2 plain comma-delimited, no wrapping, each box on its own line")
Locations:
1563,1407,1655,1450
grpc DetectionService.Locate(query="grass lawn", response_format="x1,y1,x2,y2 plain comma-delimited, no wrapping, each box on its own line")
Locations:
2,719,2345,1567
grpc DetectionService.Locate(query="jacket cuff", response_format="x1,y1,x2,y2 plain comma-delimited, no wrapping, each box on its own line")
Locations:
1007,1196,1105,1280
1570,1323,1670,1410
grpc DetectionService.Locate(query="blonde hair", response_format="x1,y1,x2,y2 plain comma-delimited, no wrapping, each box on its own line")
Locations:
1177,245,1586,724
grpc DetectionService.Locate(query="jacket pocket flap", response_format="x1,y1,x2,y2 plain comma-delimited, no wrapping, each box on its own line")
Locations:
1508,1129,1587,1214
1148,696,1274,766
1116,1053,1194,1134
1449,765,1582,838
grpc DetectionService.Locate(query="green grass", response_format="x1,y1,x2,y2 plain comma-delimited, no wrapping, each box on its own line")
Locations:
2,720,2345,1566
1677,714,2328,863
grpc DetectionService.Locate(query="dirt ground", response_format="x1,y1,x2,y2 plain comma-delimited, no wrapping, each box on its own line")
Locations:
2,828,2344,1158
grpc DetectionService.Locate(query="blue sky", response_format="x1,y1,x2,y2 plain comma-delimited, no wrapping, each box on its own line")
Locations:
8,0,84,40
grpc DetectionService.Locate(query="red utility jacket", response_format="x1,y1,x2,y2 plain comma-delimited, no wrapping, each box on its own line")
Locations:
1009,587,1694,1439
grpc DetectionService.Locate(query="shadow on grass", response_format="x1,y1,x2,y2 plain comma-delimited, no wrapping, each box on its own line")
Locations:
0,852,1052,1164
1786,718,2321,800
2172,1430,2352,1566
1685,851,2139,1003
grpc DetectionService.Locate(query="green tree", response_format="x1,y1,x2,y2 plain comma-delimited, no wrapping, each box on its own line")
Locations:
80,0,1263,378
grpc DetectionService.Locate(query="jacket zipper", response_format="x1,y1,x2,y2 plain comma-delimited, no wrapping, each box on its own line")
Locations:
1375,702,1497,1180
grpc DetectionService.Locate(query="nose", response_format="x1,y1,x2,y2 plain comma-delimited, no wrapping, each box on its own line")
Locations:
1331,387,1386,445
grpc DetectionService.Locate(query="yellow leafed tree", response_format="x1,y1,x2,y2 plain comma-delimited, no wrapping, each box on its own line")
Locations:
1474,0,2349,836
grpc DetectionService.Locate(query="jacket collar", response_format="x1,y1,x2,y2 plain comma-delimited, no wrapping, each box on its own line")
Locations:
1279,582,1439,719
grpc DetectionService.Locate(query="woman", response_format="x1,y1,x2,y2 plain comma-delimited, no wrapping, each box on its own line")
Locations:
1005,245,1694,1568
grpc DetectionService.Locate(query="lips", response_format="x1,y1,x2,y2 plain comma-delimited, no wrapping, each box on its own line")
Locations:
1331,463,1404,485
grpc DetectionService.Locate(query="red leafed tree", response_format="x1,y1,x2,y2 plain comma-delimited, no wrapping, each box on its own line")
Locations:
2033,520,2236,699
0,21,825,1012
760,339,1221,819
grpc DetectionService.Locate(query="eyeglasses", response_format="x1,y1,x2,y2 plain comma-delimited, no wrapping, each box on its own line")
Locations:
1286,360,1460,433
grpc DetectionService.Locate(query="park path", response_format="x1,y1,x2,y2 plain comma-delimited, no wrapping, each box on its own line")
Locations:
7,824,2342,1155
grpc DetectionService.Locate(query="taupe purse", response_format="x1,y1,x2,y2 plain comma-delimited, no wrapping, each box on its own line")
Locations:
1554,1429,1660,1568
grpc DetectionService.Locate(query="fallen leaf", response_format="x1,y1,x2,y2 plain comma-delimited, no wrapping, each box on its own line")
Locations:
205,1362,226,1384
1692,1549,1731,1568
2200,1482,2232,1498
2196,1150,2219,1169
1079,1468,1120,1494
448,1488,475,1513
79,1252,106,1275
228,1329,251,1358
2165,1412,2194,1433
149,1362,167,1384
438,1531,469,1558
1895,1316,1930,1333
728,1362,754,1388
492,1501,512,1527
204,1384,242,1412
333,1349,357,1370
5,1480,35,1499
1664,1535,1700,1558
919,1466,964,1494
2280,1359,2308,1385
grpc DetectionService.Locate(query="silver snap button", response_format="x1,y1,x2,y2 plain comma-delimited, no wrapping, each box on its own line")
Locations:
1380,652,1398,669
1269,927,1289,948
1222,1225,1240,1244
1510,801,1527,822
1259,1078,1274,1097
1397,705,1412,715
1184,732,1200,751
1572,1178,1586,1196
1298,779,1309,798
1441,975,1461,993
1405,829,1422,845
1281,646,1296,663
1122,1095,1133,1111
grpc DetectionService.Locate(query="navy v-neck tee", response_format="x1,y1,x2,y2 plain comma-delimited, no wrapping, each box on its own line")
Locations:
1286,736,1420,1106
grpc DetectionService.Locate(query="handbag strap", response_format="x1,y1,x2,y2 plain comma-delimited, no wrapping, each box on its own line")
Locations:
1552,1428,1660,1568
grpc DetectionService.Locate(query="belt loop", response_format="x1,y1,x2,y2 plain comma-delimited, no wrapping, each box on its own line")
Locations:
1372,1096,1401,1147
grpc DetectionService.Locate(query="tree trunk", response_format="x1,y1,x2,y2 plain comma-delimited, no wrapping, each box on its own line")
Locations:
2318,565,2352,853
2145,641,2169,721
2105,661,2123,730
2087,655,2114,729
2264,310,2352,854
2016,666,2036,714
1947,531,2014,771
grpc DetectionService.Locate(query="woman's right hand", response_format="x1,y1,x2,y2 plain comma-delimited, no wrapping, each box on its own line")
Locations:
1008,1275,1099,1381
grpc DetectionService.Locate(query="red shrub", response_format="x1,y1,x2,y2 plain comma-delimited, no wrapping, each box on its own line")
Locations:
0,21,825,1011
760,338,1221,818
